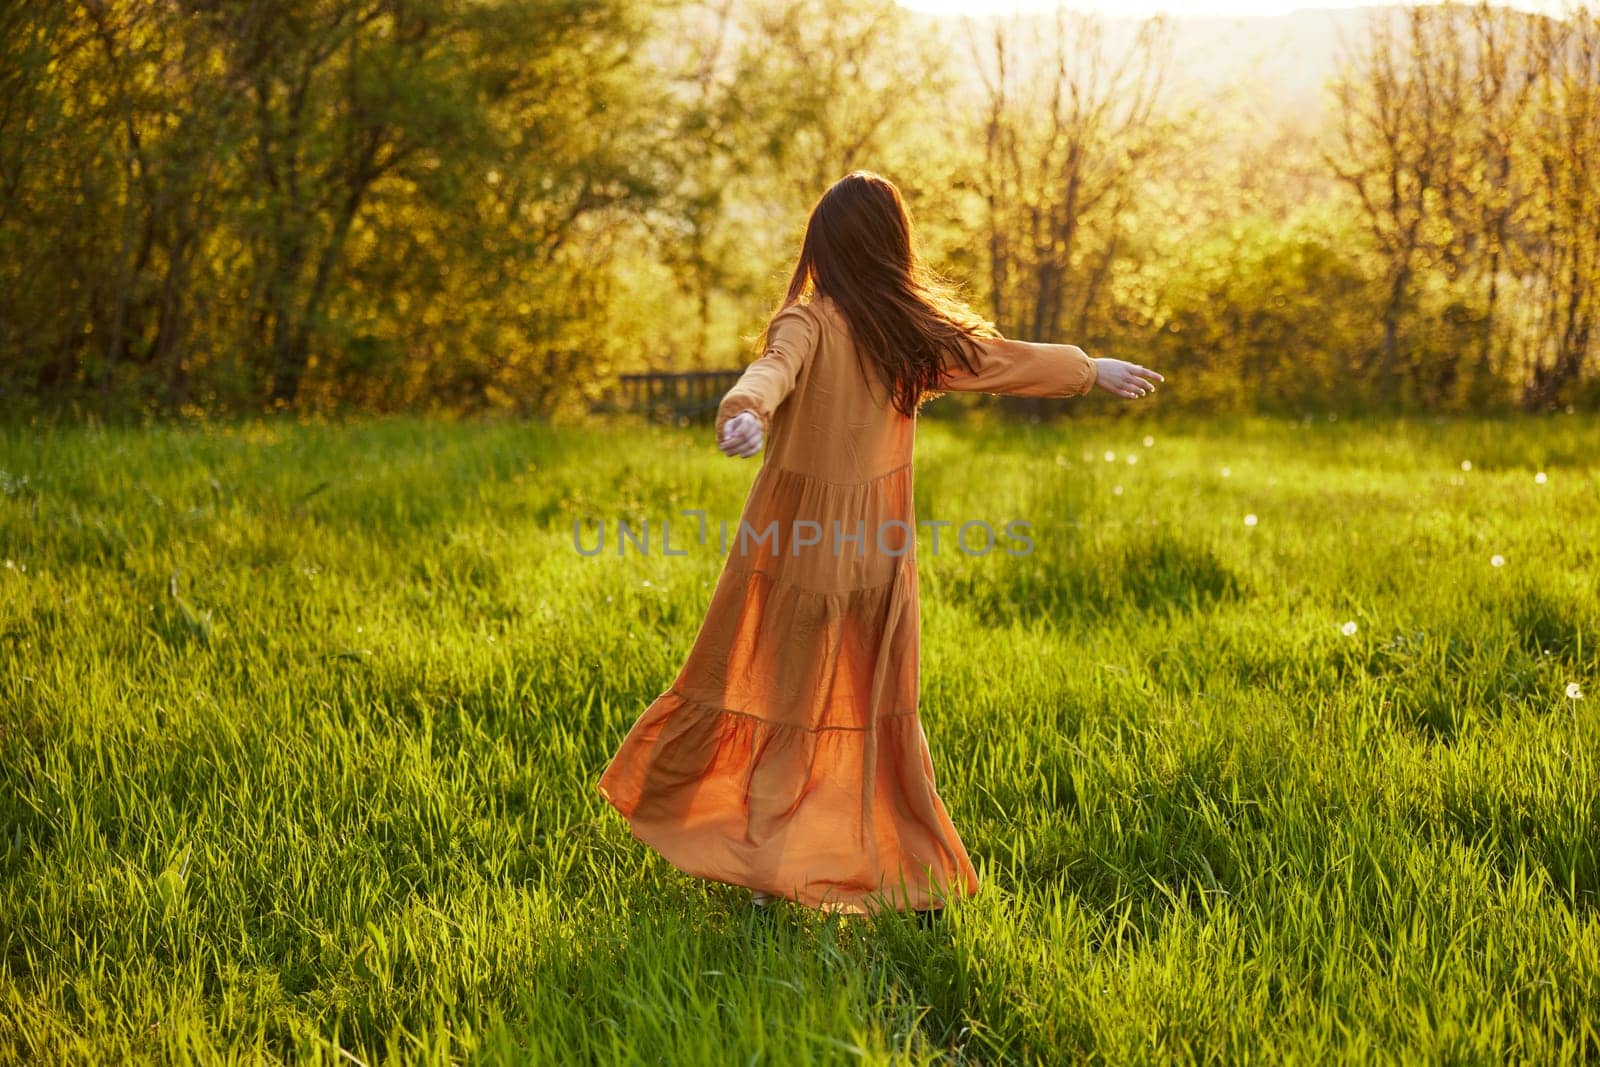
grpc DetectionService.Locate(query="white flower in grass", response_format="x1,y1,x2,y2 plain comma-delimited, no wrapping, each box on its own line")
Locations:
1104,450,1117,462
1461,460,1472,471
1568,682,1585,700
1243,513,1258,527
1341,621,1359,637
1221,466,1232,478
1490,554,1505,567
1535,471,1548,485
1143,435,1155,447
1113,485,1124,496
1126,453,1138,465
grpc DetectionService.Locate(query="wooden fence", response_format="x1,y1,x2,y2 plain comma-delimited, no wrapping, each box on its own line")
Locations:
606,369,745,423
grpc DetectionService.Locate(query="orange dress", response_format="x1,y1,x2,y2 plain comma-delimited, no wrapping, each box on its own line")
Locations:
596,294,1099,914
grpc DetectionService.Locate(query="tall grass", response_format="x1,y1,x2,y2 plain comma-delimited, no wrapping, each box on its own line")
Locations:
1,411,1597,1063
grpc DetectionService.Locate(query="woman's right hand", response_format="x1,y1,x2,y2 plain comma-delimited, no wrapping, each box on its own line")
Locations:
717,410,764,458
1093,358,1164,399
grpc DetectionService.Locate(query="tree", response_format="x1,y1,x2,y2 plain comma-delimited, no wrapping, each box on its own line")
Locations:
966,10,1174,345
1523,7,1600,409
1326,5,1473,401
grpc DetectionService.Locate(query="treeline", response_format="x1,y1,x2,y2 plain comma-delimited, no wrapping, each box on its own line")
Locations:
1,0,1596,419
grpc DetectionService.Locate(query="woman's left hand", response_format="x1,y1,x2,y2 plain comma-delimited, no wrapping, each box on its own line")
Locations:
717,411,764,458
1092,358,1164,399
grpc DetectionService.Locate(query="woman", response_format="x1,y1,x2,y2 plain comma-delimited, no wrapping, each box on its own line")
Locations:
597,171,1163,916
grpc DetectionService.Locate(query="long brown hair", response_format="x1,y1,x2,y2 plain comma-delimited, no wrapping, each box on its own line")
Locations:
761,171,999,417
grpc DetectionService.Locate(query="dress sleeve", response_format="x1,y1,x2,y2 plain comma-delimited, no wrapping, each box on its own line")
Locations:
714,303,821,438
939,334,1098,398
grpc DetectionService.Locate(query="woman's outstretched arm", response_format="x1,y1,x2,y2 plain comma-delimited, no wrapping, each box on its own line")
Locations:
941,335,1162,400
715,303,820,457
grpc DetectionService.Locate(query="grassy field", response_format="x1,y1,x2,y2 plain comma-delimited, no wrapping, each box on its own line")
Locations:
1,410,1598,1064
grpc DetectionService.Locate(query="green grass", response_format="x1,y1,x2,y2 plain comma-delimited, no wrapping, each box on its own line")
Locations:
2,410,1598,1064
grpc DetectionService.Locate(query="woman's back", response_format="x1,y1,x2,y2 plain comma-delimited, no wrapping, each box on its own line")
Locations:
749,294,916,488
712,294,917,598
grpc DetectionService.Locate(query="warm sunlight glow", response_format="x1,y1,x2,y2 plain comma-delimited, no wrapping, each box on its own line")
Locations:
898,0,1569,16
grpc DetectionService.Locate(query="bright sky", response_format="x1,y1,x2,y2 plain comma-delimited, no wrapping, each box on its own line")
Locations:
899,0,1568,16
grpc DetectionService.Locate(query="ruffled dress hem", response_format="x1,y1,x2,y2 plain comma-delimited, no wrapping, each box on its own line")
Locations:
595,688,980,915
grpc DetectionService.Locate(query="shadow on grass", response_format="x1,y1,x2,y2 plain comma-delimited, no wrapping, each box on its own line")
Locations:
935,529,1246,627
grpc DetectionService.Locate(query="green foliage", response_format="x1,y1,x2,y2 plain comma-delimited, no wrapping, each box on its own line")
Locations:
2,413,1598,1061
1142,209,1379,414
0,0,657,419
